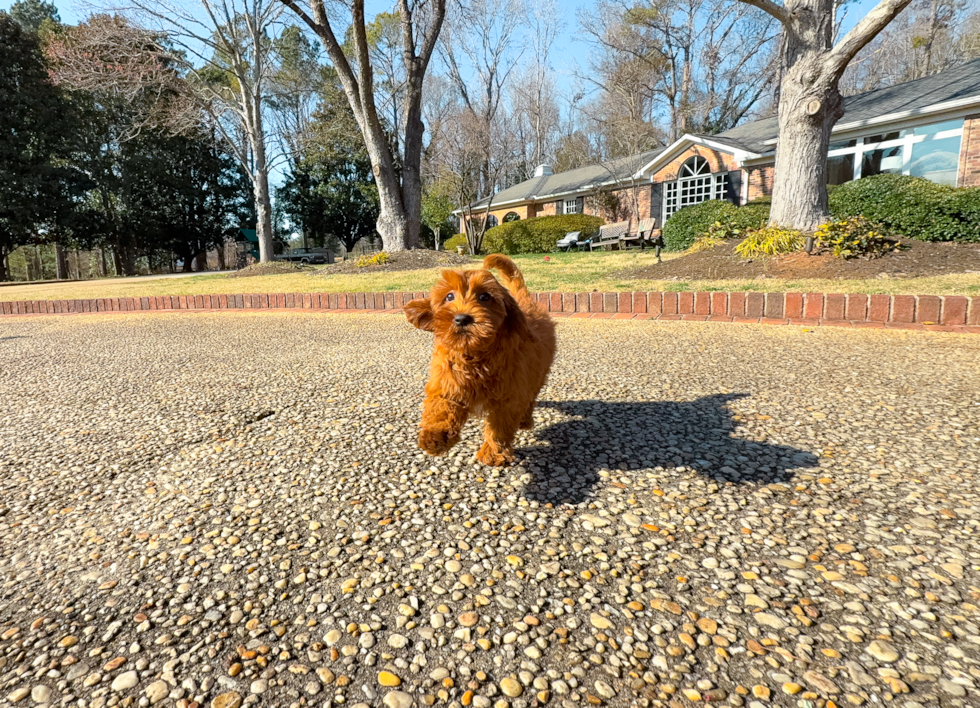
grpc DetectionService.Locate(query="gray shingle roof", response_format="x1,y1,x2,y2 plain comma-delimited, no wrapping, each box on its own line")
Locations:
468,58,980,208
470,148,664,209
714,57,980,153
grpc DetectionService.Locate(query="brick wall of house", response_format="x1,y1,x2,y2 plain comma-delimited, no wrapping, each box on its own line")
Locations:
747,164,776,201
649,146,740,183
958,113,980,187
586,184,652,232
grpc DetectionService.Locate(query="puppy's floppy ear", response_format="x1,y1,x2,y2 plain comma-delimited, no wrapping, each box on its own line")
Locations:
403,299,434,332
502,290,536,343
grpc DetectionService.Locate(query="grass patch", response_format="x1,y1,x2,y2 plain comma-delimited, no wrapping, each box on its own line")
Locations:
1,250,978,300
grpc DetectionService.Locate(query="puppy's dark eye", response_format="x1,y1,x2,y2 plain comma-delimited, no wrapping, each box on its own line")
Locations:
445,293,455,302
478,293,491,302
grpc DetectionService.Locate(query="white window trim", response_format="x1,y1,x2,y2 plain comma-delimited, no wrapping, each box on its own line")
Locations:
663,172,729,222
564,197,583,214
827,124,963,183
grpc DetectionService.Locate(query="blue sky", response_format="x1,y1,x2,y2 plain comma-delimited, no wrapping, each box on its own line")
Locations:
6,0,885,67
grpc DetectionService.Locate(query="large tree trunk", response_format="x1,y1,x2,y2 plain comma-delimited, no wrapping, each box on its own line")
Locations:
55,245,69,280
216,240,226,271
0,245,7,282
251,102,276,263
741,0,913,233
194,250,208,271
375,174,414,252
768,61,843,231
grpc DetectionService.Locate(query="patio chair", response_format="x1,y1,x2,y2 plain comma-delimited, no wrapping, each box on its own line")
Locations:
589,221,630,251
556,231,581,252
622,218,657,249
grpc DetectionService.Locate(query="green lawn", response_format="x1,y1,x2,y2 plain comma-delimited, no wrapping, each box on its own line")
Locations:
1,250,978,301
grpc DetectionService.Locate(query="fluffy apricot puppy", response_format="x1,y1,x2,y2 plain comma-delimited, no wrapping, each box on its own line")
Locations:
403,254,556,466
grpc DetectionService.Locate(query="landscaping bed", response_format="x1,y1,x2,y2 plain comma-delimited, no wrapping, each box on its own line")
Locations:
315,249,474,276
226,261,308,278
619,238,980,281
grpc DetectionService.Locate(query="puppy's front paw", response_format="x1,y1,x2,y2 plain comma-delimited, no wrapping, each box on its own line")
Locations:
476,442,514,467
419,428,458,456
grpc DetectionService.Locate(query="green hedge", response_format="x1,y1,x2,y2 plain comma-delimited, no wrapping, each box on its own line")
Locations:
829,174,980,243
483,214,604,254
443,233,468,252
662,200,770,251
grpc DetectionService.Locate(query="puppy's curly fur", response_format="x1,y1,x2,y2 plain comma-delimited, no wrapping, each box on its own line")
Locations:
403,255,556,466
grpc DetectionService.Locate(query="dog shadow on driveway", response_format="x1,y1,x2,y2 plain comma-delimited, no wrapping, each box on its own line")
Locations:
519,394,819,505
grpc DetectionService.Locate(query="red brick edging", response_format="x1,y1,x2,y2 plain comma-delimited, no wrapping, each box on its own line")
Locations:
2,291,979,333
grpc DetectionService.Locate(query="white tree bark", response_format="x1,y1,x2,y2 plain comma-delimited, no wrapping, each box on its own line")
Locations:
108,0,284,261
739,0,915,231
279,0,446,252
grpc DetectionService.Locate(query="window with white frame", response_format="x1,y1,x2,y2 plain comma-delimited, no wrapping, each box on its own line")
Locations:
564,197,583,214
826,119,964,187
663,156,729,221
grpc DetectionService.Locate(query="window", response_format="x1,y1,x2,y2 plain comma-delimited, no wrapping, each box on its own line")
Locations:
564,197,583,214
485,214,498,229
502,212,521,223
827,154,855,186
861,146,903,177
663,156,729,221
909,136,960,185
826,119,964,186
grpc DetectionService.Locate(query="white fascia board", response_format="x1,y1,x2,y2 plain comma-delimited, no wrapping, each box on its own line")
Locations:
632,134,760,178
760,95,980,146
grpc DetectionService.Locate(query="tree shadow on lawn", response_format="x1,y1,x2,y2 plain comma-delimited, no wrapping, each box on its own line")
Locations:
519,394,819,505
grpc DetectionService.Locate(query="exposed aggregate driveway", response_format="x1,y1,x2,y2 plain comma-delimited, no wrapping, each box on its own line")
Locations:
1,313,979,708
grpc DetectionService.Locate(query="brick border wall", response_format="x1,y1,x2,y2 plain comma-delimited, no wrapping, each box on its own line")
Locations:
2,291,979,332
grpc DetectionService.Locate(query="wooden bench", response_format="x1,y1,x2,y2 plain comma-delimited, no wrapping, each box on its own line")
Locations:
589,221,630,251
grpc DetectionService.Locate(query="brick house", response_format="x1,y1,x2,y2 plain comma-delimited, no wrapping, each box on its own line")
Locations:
460,58,980,234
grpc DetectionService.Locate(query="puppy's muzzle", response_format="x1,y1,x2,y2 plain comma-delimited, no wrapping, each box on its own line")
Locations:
453,314,474,327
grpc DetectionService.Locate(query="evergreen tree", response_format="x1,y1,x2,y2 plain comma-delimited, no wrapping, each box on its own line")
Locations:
0,13,80,281
9,0,59,33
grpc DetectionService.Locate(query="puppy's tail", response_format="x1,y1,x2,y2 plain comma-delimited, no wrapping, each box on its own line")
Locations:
483,254,531,304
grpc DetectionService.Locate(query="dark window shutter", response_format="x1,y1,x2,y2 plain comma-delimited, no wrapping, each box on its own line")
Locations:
576,197,584,213
650,182,664,221
725,170,743,206
556,200,563,215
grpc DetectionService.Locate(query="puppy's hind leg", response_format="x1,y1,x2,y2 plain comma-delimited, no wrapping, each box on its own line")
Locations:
476,406,522,467
519,401,536,430
419,395,469,456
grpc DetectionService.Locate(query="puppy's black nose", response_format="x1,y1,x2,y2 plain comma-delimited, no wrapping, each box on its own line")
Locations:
453,314,473,326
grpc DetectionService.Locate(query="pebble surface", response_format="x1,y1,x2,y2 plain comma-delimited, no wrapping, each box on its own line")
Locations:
1,313,979,708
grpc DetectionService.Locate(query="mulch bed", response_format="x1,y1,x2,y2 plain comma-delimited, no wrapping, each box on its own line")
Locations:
227,262,307,278
314,249,474,276
619,239,980,281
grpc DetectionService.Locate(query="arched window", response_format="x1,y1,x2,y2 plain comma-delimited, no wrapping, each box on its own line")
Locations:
502,212,521,223
663,155,730,221
485,214,499,229
679,156,711,177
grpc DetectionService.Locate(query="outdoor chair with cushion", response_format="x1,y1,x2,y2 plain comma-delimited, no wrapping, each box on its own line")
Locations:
589,221,630,251
556,231,581,252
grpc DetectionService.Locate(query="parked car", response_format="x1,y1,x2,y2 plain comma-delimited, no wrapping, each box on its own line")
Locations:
275,247,334,265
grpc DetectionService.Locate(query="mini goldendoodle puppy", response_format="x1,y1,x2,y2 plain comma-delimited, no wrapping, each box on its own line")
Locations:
403,254,556,466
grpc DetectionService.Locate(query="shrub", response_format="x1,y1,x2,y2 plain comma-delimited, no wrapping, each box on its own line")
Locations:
829,174,980,243
483,214,604,254
443,233,468,252
688,235,728,253
662,200,770,251
355,251,390,267
814,217,900,259
662,201,739,252
734,227,804,258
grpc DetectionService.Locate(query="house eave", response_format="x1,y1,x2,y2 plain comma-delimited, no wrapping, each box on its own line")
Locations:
633,134,762,178
760,94,980,147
